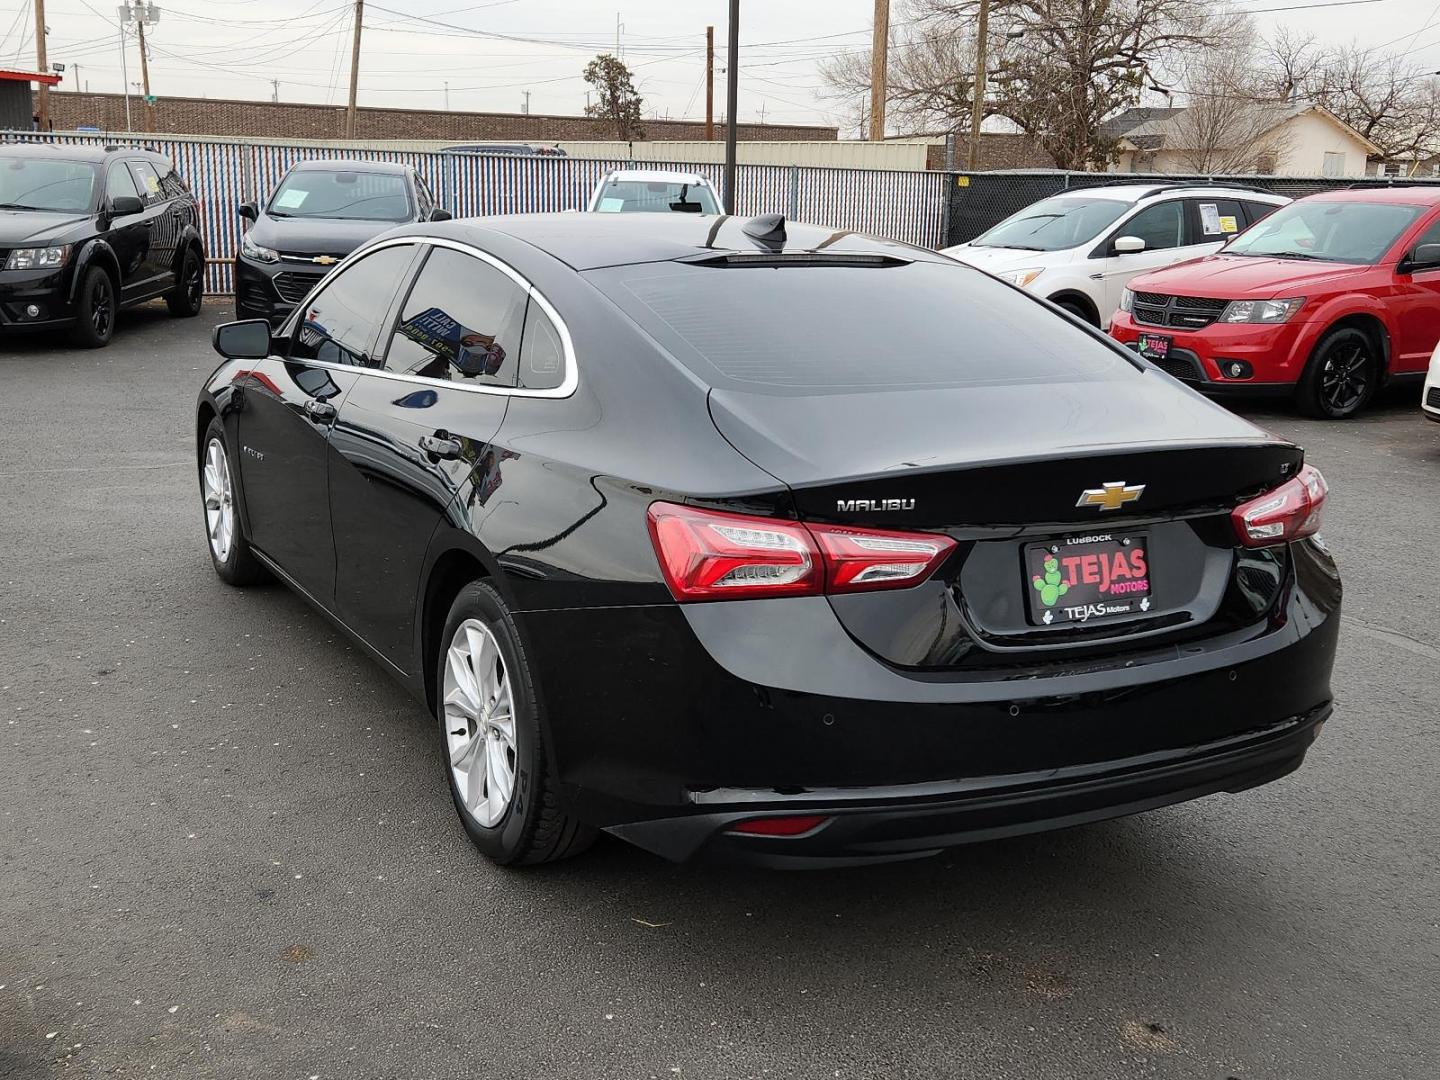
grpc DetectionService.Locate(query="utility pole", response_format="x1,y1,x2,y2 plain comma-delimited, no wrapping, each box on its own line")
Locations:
119,23,131,130
135,7,154,133
444,80,449,110
705,25,714,139
615,12,622,58
34,0,49,129
345,0,363,138
522,90,530,115
869,0,888,141
270,78,279,103
967,0,989,170
723,0,737,213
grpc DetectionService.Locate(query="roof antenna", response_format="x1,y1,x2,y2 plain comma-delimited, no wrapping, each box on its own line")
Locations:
742,212,786,246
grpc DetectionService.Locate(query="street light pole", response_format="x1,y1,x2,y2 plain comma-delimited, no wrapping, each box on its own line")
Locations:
723,0,738,213
34,0,49,129
967,0,989,170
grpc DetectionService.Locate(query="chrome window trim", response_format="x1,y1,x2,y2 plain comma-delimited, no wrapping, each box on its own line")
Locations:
275,234,578,400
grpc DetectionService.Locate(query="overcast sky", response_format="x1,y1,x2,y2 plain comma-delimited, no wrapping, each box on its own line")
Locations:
1,0,1437,133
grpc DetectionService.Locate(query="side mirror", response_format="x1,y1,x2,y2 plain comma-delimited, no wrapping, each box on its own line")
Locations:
212,318,274,361
1406,242,1440,272
109,194,144,217
428,207,453,222
238,201,258,222
1113,235,1146,255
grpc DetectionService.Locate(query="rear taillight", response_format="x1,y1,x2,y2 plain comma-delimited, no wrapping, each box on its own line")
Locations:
1232,464,1327,547
646,502,956,602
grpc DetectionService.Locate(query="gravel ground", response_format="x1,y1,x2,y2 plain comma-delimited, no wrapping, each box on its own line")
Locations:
1,301,1437,1079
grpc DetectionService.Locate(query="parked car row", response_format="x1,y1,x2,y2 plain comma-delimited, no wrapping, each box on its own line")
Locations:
946,180,1440,420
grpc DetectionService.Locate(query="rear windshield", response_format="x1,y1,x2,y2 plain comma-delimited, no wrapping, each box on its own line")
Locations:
268,169,412,221
0,158,97,212
592,258,1134,395
971,195,1131,251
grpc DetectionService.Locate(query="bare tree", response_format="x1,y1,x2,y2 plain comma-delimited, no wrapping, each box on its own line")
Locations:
1168,41,1295,173
1260,27,1325,101
1308,45,1440,163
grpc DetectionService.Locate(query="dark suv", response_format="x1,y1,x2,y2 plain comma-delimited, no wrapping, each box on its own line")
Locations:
235,160,451,326
0,143,206,347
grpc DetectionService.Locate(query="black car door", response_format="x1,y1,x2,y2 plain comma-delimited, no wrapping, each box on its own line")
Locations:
328,241,527,671
101,162,151,300
235,243,421,602
125,159,179,291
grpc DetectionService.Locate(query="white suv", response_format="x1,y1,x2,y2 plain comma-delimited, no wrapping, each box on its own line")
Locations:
1424,338,1440,425
941,183,1290,328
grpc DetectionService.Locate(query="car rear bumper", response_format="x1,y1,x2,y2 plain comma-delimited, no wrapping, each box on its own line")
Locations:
518,540,1341,865
612,703,1329,866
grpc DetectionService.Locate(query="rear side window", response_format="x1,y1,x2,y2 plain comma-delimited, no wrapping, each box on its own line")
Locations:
1242,200,1281,227
595,259,1133,396
382,247,528,386
1191,198,1244,239
290,245,417,367
518,301,566,391
159,164,188,199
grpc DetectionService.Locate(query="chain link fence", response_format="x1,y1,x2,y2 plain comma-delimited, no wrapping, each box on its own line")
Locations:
944,171,1440,248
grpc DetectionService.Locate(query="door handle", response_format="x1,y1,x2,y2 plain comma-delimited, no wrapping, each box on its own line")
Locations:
419,432,463,460
303,398,337,423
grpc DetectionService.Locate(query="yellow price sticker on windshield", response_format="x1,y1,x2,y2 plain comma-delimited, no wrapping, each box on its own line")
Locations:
1218,215,1238,233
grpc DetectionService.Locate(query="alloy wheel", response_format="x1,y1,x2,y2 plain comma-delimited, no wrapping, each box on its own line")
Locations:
202,438,235,562
1320,343,1370,414
91,278,112,338
185,261,203,307
443,618,517,828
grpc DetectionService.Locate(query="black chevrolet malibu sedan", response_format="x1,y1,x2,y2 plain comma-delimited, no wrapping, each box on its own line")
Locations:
0,143,205,347
234,159,450,327
196,213,1341,867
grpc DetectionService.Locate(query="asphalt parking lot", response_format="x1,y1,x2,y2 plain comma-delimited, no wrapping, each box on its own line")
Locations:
2,301,1437,1080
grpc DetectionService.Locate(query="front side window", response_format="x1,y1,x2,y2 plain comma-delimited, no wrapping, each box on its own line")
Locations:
268,169,413,222
0,157,98,212
594,179,719,214
1119,200,1186,251
127,160,164,205
970,196,1130,252
382,248,528,386
290,245,418,367
1224,199,1424,264
105,163,141,203
594,258,1133,396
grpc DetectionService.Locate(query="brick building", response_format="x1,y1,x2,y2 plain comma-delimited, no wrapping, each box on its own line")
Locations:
45,91,837,143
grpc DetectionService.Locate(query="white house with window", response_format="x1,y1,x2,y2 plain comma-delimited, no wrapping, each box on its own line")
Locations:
1105,101,1380,177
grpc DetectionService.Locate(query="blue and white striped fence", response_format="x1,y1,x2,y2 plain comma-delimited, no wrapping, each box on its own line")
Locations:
7,131,949,293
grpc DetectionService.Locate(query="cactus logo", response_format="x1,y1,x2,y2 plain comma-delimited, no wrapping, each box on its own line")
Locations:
1032,554,1068,607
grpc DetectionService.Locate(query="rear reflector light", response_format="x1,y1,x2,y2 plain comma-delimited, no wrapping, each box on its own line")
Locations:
727,815,829,836
646,502,956,602
1232,464,1327,547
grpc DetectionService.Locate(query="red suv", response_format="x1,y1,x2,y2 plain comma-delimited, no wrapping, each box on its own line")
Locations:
1109,186,1440,417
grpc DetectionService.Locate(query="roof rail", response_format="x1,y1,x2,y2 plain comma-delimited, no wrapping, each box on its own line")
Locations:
1343,179,1440,189
1061,178,1278,197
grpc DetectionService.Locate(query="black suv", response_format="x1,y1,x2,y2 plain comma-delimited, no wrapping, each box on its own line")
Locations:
235,160,451,326
0,142,205,347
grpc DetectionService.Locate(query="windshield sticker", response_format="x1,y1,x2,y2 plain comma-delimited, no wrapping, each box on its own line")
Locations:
1199,203,1222,235
274,188,309,209
1218,214,1238,234
597,196,625,212
143,173,160,194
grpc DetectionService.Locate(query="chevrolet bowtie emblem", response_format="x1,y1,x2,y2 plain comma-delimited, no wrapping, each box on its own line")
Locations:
1077,481,1145,512
312,255,339,266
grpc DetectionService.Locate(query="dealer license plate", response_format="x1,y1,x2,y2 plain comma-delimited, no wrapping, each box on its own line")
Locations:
1025,533,1152,626
1137,332,1172,361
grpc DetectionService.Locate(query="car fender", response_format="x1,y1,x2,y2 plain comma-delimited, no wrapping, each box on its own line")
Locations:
1287,295,1396,374
170,223,206,276
67,239,122,303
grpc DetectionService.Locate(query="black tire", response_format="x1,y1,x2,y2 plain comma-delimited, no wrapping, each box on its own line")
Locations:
199,417,268,586
436,581,595,866
67,266,116,348
1297,327,1379,419
1054,298,1098,327
167,246,204,317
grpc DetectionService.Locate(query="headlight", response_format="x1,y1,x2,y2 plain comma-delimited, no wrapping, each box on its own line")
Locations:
241,234,279,264
1220,297,1304,324
999,267,1044,288
1119,287,1134,313
5,245,71,270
